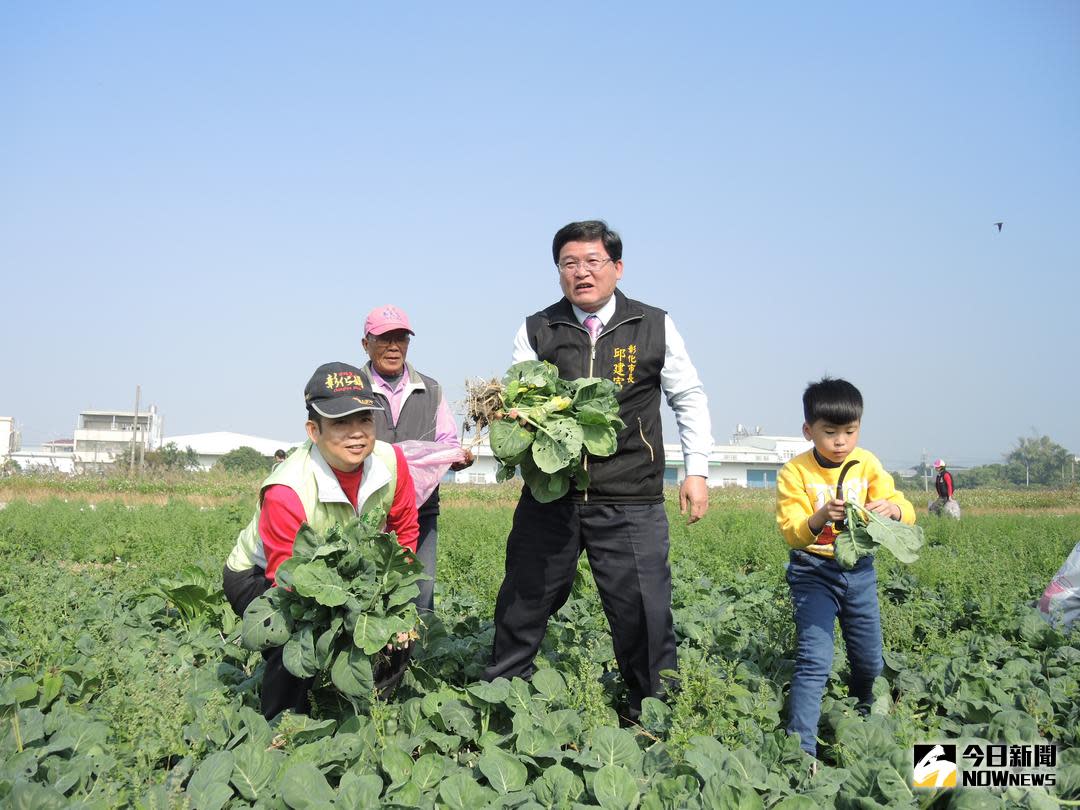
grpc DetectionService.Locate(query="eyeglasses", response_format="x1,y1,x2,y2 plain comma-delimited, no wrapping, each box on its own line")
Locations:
557,257,613,273
371,333,411,347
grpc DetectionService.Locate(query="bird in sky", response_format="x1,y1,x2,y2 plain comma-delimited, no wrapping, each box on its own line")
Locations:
994,222,1004,231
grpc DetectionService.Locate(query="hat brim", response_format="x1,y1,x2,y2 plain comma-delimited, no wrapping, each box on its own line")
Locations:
309,398,384,419
366,323,416,337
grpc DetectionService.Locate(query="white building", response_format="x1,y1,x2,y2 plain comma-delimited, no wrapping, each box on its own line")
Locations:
2,419,77,473
73,406,164,471
451,428,812,489
452,439,501,485
697,440,809,488
164,432,299,471
10,442,76,474
0,417,19,458
705,429,813,488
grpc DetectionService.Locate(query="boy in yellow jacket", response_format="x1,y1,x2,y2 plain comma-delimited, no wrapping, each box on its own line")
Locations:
776,377,914,761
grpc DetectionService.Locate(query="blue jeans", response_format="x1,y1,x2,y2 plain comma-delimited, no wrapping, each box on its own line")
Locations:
785,549,883,757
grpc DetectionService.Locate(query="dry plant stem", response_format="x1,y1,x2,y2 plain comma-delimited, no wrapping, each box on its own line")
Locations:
462,376,565,450
461,377,505,449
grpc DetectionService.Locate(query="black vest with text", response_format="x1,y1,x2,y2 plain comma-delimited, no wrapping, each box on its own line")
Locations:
525,288,666,503
361,363,444,518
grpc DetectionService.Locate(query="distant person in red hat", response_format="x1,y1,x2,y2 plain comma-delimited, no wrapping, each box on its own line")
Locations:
360,305,473,617
929,459,960,518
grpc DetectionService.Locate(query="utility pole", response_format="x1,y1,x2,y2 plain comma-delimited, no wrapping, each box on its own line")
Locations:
129,385,140,475
922,448,929,493
138,423,145,472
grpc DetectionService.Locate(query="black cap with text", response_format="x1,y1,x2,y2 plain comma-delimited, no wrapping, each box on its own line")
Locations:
304,362,383,418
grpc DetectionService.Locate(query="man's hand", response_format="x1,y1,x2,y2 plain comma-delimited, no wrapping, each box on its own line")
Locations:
449,448,474,472
679,475,709,525
865,499,901,520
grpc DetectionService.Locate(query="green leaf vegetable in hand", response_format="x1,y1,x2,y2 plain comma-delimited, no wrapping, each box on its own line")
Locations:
468,361,625,503
833,501,925,570
240,513,426,707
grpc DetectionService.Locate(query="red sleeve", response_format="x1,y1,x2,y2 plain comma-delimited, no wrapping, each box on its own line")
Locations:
259,484,307,582
945,471,954,498
387,445,419,553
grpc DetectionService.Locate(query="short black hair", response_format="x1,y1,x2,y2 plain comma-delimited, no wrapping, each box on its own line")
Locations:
803,377,863,425
274,449,287,460
306,405,375,430
552,220,622,265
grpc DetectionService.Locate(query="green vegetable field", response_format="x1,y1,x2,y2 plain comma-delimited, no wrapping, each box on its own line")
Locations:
1,483,1078,808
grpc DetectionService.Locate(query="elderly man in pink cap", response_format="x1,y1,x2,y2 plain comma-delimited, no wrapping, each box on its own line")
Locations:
360,305,473,615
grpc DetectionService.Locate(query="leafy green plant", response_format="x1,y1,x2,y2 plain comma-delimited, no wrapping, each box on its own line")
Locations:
834,501,925,570
142,564,234,631
215,445,273,474
240,514,426,710
477,360,625,502
2,487,1080,807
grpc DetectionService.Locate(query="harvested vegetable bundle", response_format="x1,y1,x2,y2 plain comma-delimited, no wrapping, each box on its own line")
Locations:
240,513,425,708
465,360,625,503
833,501,925,570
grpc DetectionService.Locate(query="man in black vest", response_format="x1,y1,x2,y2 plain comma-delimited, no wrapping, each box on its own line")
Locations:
483,220,714,721
360,305,473,615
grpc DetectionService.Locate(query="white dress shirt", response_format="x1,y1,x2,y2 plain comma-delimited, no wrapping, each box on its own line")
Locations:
511,295,714,477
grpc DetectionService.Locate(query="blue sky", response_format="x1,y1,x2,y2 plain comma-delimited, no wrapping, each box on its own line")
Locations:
2,2,1078,471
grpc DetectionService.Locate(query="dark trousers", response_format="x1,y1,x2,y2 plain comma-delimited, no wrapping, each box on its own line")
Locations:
483,495,676,718
222,565,411,720
223,565,306,719
414,512,438,615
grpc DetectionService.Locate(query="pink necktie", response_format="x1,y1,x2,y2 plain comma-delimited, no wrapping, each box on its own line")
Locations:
584,314,602,341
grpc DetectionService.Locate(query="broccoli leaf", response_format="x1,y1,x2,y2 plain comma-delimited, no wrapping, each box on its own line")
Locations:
834,502,924,570
581,423,618,457
520,455,571,503
489,419,534,459
488,361,622,502
290,560,350,607
532,418,584,474
237,519,425,700
863,507,924,564
241,591,292,651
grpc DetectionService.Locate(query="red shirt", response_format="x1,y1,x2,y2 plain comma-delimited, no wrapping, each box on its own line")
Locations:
260,444,419,581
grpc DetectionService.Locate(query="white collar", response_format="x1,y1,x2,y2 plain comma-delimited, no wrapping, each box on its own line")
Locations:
571,295,616,326
309,443,391,511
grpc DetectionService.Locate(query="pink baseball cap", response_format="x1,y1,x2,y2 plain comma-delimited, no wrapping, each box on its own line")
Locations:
933,459,945,468
364,304,415,337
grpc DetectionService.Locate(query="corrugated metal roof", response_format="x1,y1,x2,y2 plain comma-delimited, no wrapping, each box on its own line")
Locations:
164,432,299,457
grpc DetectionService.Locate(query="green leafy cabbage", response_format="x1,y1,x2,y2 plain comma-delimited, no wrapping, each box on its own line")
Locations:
487,361,625,502
833,501,925,570
240,512,426,706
